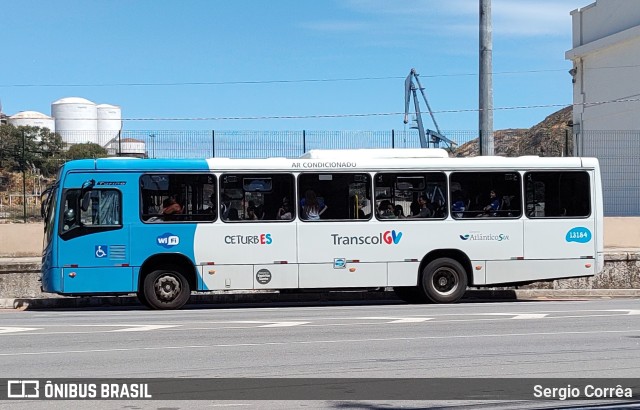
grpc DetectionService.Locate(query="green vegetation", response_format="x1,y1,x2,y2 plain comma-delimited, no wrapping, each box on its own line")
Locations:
0,124,109,177
0,124,64,176
65,142,108,161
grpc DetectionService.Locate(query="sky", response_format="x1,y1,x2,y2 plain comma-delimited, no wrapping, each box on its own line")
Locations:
0,0,591,133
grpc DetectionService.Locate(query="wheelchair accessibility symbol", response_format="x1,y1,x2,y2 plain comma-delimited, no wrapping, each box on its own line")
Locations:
95,245,108,258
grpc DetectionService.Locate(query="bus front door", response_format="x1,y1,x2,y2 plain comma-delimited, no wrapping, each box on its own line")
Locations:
58,187,133,294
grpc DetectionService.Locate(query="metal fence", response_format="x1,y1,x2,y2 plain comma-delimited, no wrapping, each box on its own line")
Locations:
113,129,573,159
3,127,635,221
581,130,640,216
113,130,479,159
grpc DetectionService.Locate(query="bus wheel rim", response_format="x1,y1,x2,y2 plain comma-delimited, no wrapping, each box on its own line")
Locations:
432,267,458,296
155,275,181,301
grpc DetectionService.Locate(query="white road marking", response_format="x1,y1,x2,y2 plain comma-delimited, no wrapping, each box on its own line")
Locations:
1,328,639,357
510,314,548,320
0,327,41,334
226,321,309,327
483,313,549,320
259,322,309,328
73,324,181,332
2,308,638,337
2,308,639,336
359,317,433,323
113,324,180,332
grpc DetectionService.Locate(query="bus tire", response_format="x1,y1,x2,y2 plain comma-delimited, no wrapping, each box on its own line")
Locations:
421,258,467,304
143,268,191,310
393,286,428,304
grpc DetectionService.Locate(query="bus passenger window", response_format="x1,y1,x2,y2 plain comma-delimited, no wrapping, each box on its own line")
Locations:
140,174,216,223
221,173,294,222
298,173,371,221
374,172,447,220
450,172,521,219
525,171,590,218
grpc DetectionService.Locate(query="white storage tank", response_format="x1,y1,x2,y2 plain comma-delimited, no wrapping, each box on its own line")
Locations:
8,111,56,137
52,97,98,145
106,138,146,158
97,103,122,147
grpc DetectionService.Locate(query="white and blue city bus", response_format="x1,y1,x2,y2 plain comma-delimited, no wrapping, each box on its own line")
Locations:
40,148,604,309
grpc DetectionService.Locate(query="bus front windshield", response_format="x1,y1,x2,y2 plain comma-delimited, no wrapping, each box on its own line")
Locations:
42,185,58,250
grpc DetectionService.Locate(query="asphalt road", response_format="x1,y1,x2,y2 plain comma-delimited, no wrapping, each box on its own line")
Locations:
1,298,639,409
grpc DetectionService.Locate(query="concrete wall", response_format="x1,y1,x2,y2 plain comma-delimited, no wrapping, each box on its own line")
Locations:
604,217,640,248
1,219,639,257
0,223,44,257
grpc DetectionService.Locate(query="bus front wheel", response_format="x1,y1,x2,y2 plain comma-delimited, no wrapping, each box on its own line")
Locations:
143,268,191,310
421,258,467,304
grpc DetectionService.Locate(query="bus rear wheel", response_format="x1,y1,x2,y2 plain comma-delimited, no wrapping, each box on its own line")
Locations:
421,258,467,304
143,268,191,310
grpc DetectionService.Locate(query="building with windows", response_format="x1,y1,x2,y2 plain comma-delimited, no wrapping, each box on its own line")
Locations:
566,0,640,216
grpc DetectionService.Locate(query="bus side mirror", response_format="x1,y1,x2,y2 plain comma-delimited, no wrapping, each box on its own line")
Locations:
80,179,95,212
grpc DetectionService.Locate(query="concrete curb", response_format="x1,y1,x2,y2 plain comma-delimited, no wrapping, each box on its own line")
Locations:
2,289,640,310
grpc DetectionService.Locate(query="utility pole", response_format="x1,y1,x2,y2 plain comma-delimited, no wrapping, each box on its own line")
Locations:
22,130,27,222
479,0,494,155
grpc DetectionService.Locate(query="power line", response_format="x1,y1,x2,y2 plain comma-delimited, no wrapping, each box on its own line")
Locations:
5,98,636,122
0,76,402,88
120,99,639,122
2,64,639,88
0,67,623,88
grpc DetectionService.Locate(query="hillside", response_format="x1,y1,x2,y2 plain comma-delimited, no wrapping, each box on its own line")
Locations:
454,106,573,157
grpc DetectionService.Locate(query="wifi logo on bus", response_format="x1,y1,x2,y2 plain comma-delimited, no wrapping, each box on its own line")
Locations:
157,233,180,248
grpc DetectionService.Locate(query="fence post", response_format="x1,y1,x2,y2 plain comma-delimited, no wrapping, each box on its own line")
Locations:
302,130,306,153
212,130,215,158
22,130,27,222
391,129,395,149
117,130,122,157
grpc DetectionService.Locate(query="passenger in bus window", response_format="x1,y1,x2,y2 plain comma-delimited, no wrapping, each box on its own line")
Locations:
63,208,77,231
245,205,258,220
452,190,466,218
409,200,421,217
277,197,293,220
350,196,368,219
301,190,327,220
378,200,395,219
393,205,406,219
206,193,217,219
357,198,369,219
481,189,501,217
277,203,292,220
221,194,239,221
162,195,183,215
247,200,264,220
410,194,432,218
